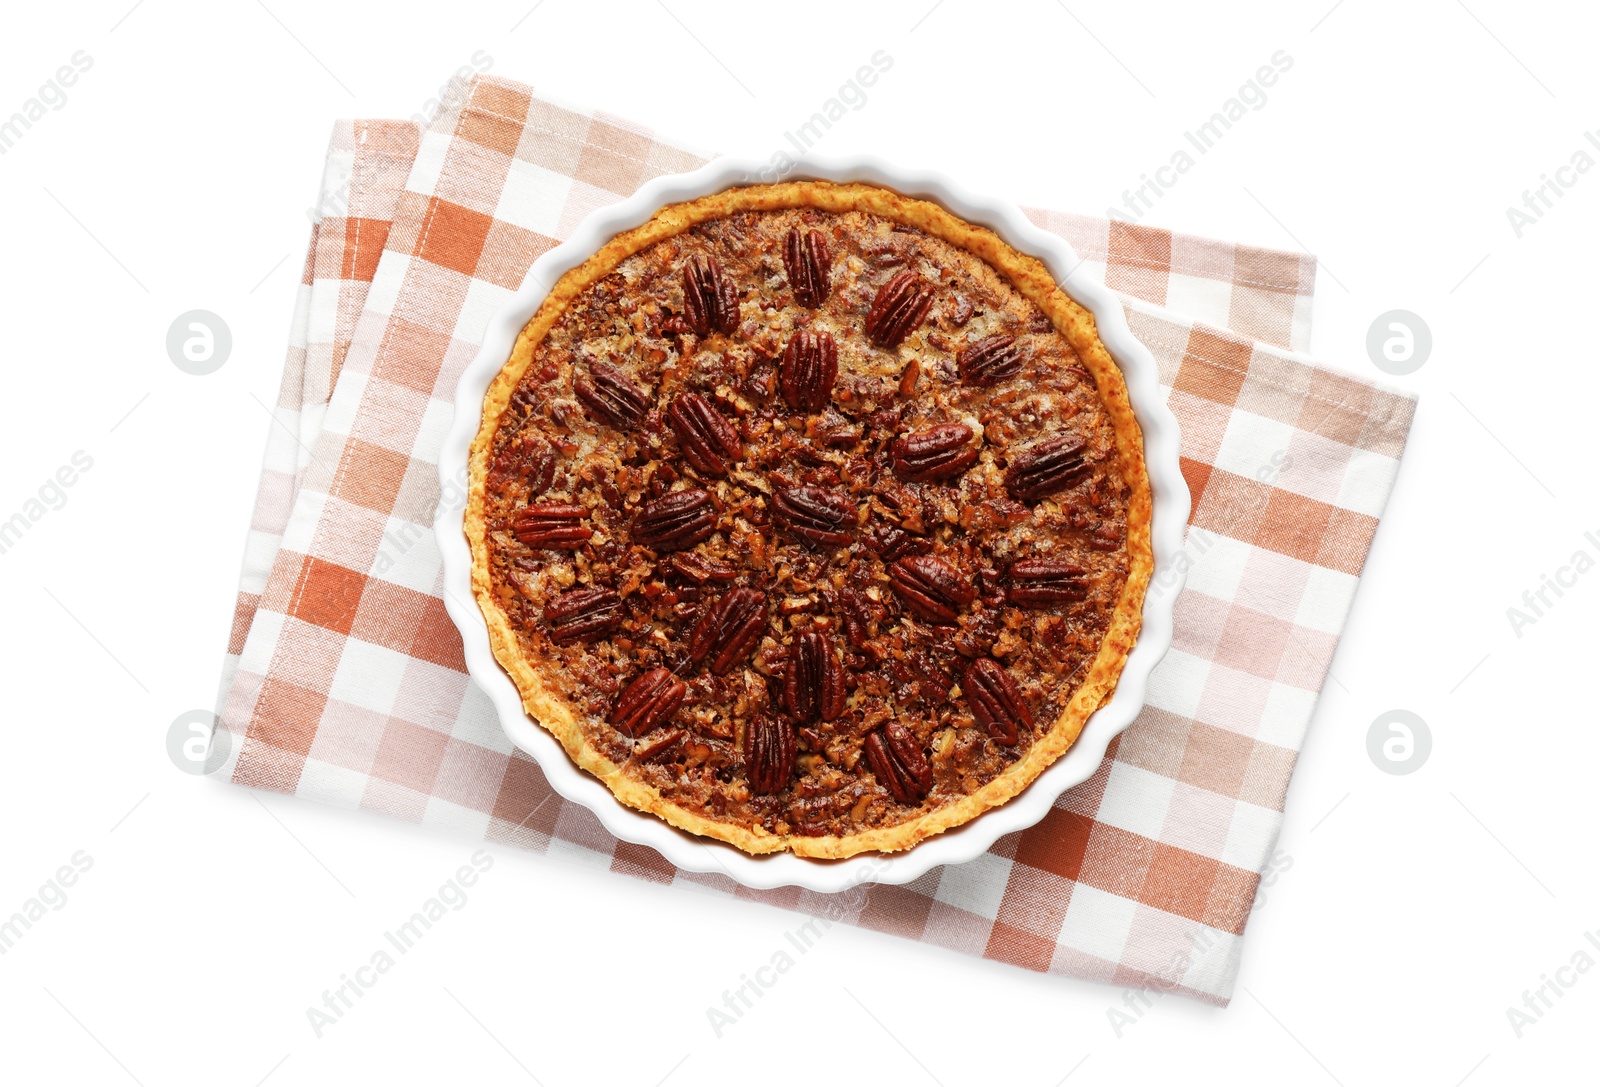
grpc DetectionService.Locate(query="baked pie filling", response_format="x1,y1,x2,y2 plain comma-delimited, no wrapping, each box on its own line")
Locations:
467,182,1151,857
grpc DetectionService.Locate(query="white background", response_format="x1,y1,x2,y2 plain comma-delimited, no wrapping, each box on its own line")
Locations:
1,1,1595,1083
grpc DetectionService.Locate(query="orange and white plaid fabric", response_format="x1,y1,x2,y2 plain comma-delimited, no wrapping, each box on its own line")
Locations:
216,74,1415,1005
218,119,420,710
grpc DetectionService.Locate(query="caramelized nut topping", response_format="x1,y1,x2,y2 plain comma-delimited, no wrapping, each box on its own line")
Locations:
487,432,555,496
482,199,1133,846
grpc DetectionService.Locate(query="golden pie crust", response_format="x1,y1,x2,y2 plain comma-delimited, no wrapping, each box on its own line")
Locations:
466,181,1152,858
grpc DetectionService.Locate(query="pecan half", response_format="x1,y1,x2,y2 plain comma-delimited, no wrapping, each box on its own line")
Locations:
1006,557,1088,607
778,329,838,413
512,502,591,549
667,392,742,477
632,489,715,552
772,484,855,548
963,658,1033,745
819,423,862,448
634,728,685,762
956,333,1026,386
1090,524,1122,552
1005,433,1090,501
784,631,845,723
865,237,912,267
865,270,936,348
866,524,931,564
744,716,796,795
891,423,979,483
888,555,975,623
947,294,976,327
783,227,832,308
610,666,689,738
666,551,737,583
898,357,921,397
683,253,739,336
573,360,650,430
689,586,767,675
835,587,875,649
544,587,623,643
864,720,932,804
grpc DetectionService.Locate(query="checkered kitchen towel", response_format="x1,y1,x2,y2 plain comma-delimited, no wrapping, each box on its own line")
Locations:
217,74,1414,1005
220,119,419,705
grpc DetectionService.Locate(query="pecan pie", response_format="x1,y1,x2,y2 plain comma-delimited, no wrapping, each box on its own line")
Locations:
466,181,1152,857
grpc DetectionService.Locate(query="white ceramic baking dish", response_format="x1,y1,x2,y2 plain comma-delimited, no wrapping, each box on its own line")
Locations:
437,155,1188,892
